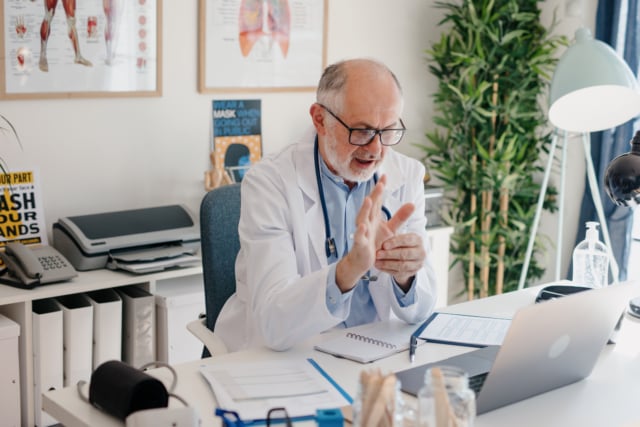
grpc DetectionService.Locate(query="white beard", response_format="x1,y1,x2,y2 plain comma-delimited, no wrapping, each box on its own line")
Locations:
323,134,378,183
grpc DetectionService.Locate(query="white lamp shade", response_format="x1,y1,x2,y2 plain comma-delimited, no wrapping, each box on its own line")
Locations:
549,28,640,132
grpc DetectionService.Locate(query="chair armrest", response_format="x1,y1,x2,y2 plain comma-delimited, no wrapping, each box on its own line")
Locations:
187,317,229,356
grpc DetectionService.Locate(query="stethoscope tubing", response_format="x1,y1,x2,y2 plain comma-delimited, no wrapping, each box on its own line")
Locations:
313,137,390,259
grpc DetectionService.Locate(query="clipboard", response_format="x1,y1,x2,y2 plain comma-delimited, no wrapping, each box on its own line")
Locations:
412,312,511,348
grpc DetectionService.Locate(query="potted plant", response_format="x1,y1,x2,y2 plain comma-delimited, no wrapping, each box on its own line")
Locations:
419,0,566,298
0,114,22,176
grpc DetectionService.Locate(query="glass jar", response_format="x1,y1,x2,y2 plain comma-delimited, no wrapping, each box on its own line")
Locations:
417,366,475,427
352,374,405,427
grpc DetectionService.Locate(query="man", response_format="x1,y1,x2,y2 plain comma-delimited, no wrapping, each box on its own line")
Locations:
215,58,437,351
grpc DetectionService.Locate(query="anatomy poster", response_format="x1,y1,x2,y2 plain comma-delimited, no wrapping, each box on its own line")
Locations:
0,0,160,98
212,99,262,183
199,0,326,91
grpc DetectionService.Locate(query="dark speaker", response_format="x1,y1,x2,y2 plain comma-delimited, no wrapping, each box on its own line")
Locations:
88,360,169,420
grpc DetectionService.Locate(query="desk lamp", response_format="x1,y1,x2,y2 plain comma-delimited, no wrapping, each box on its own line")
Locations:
605,130,640,207
518,28,640,290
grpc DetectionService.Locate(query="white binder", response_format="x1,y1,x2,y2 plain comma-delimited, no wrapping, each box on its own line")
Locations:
116,286,156,368
32,299,63,427
155,275,205,364
86,289,123,369
0,313,20,427
56,294,93,387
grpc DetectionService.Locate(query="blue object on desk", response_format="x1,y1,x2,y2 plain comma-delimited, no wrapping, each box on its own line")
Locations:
307,358,353,404
215,408,314,426
316,408,344,427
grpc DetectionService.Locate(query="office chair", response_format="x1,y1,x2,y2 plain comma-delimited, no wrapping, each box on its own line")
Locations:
187,183,241,357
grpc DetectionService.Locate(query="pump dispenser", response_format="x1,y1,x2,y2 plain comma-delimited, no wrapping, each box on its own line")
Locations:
572,221,609,288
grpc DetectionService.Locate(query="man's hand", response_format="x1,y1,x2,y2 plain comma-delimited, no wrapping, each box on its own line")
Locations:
335,175,417,292
375,232,426,290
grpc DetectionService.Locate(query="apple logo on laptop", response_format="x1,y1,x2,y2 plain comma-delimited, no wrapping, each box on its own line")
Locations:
548,334,571,359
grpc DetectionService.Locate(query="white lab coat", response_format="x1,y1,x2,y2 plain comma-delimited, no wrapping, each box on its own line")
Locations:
215,137,438,351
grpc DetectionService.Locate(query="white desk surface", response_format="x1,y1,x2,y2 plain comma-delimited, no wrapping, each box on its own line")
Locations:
44,285,640,427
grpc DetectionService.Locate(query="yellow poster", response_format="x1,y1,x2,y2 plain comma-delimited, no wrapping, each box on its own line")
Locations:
0,168,47,247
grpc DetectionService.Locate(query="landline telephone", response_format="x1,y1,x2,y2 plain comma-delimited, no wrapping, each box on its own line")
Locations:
0,242,77,288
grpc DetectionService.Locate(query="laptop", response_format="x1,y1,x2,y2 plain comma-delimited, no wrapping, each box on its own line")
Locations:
396,282,640,414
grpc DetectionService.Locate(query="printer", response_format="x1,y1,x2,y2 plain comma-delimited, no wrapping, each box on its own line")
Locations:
53,205,201,272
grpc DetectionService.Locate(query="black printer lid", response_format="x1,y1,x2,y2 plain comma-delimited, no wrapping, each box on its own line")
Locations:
56,204,200,254
68,205,194,239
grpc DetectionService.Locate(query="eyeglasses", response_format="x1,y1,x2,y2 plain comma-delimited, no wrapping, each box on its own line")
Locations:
318,104,405,146
215,407,292,427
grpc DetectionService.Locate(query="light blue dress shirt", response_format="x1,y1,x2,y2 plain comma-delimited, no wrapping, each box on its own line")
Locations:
318,158,416,328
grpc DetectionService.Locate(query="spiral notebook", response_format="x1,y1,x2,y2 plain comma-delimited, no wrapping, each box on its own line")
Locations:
314,319,416,363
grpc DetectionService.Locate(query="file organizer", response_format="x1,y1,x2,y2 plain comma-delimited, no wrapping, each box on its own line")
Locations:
86,289,123,369
116,286,156,368
32,299,63,427
0,313,20,427
155,275,205,364
56,294,94,387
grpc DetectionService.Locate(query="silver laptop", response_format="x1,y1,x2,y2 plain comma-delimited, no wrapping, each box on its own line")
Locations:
396,282,640,414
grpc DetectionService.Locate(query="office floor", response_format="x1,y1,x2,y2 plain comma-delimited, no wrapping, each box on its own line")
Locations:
628,208,640,281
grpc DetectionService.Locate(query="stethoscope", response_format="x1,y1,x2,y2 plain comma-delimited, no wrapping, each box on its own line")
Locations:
314,137,392,261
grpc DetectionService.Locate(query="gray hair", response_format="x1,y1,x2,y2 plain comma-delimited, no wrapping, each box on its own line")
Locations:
316,58,403,112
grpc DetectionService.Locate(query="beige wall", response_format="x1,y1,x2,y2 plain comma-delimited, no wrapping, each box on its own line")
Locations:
0,0,599,291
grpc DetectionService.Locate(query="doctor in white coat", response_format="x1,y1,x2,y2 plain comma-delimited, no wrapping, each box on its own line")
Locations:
215,58,438,352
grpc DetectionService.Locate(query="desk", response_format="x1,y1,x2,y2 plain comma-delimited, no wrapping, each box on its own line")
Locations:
43,285,640,427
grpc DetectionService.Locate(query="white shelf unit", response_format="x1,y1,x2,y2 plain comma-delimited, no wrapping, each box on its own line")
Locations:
0,265,203,427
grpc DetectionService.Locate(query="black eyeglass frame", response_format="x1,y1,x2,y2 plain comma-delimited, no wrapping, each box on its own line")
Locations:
214,407,293,427
318,103,406,146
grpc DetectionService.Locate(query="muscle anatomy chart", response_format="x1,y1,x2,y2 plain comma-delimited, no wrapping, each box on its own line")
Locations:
2,0,158,97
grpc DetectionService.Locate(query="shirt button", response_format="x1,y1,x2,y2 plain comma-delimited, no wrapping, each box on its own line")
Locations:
329,297,336,304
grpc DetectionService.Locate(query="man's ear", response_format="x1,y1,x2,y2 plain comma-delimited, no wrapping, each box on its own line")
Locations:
310,103,328,135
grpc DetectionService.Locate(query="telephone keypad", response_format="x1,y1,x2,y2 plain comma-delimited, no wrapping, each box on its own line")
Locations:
39,255,69,271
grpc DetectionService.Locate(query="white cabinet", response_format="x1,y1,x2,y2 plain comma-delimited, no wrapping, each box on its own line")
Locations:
425,226,453,308
155,275,206,365
0,265,203,427
0,314,20,427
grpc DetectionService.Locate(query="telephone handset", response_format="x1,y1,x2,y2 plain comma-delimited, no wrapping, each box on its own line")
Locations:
0,242,77,287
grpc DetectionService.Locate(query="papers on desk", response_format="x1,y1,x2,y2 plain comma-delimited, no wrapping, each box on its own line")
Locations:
415,312,511,347
106,245,200,274
199,359,351,421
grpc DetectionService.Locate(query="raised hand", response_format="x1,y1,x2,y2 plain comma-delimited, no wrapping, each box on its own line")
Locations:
336,174,418,292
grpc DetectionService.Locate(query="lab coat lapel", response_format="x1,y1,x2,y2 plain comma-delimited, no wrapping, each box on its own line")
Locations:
377,152,406,214
294,141,327,269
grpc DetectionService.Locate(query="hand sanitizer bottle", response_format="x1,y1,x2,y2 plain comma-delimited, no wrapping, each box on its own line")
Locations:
572,221,609,288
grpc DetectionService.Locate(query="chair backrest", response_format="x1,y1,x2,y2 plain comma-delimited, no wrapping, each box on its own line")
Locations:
199,183,241,334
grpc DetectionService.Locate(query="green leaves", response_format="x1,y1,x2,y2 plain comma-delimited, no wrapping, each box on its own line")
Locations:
422,0,565,295
0,114,23,177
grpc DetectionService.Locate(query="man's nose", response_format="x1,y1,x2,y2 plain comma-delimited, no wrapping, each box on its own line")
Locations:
364,132,383,153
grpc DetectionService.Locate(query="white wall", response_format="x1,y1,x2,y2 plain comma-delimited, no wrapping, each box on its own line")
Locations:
0,1,597,291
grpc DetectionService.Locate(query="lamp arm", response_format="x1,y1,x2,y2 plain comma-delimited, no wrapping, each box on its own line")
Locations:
518,132,559,290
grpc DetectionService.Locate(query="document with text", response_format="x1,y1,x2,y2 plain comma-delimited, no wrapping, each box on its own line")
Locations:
199,359,350,420
415,312,511,347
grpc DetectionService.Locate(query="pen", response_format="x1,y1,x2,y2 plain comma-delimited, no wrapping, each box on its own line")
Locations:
409,315,434,363
409,335,417,363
